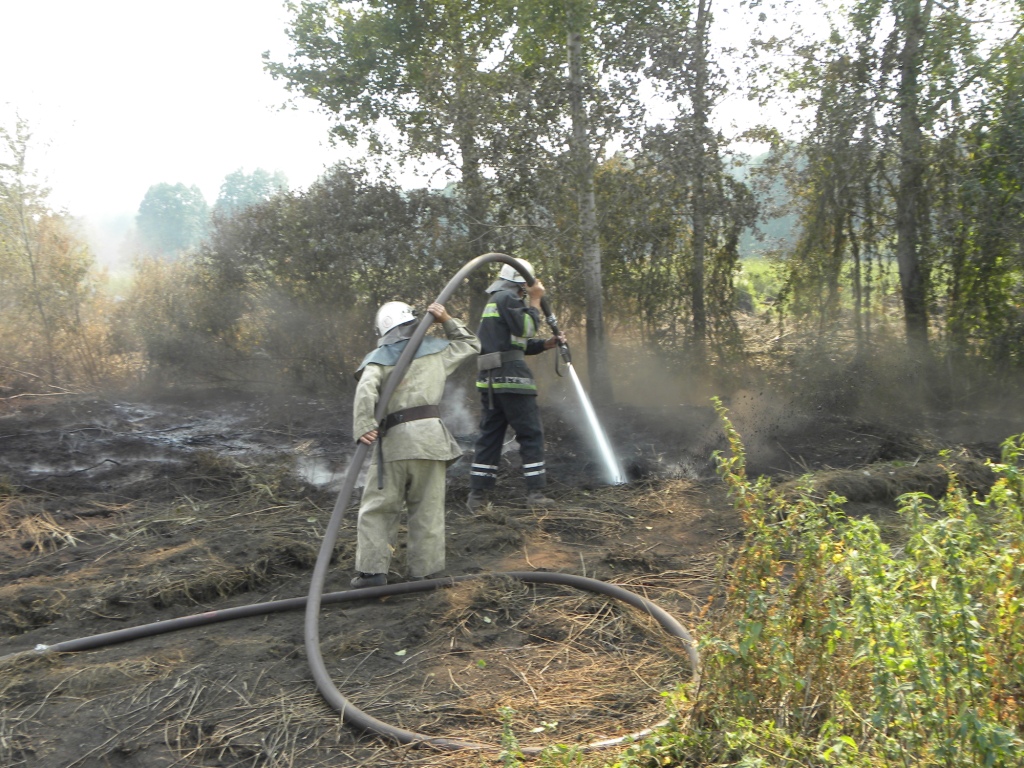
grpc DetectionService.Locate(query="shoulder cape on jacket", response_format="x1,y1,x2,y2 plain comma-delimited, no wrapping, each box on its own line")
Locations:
354,336,451,379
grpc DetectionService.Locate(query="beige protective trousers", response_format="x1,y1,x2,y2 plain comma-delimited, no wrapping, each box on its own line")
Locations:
354,457,446,579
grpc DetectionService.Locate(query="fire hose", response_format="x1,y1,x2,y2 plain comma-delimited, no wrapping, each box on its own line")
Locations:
2,253,700,755
305,253,699,752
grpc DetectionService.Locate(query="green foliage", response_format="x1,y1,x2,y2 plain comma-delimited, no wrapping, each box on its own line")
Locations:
121,164,469,391
939,33,1024,368
213,168,287,219
136,182,210,257
267,0,535,293
110,256,231,382
735,257,784,312
499,706,526,768
769,0,1024,364
596,144,758,361
270,0,711,371
601,401,1024,768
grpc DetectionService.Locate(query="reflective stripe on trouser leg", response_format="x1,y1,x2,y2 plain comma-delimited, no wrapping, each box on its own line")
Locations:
355,458,446,578
470,394,509,491
522,460,546,485
470,462,499,483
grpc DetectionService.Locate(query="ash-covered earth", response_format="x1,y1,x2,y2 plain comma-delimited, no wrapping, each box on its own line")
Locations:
0,373,1014,767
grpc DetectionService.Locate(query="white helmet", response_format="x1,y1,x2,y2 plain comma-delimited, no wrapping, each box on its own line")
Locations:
498,259,534,284
375,301,416,336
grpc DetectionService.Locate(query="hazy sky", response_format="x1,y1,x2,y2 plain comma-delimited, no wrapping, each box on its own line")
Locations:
1,1,365,222
2,0,784,233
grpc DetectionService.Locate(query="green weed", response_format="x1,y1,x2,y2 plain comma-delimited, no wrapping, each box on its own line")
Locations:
595,402,1024,768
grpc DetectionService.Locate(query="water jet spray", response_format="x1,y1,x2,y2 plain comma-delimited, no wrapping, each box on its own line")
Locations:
540,297,626,486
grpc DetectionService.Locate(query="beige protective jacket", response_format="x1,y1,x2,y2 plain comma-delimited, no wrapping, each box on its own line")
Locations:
352,318,480,463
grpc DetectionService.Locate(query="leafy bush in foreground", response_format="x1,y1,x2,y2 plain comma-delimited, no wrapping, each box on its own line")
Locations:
604,401,1023,768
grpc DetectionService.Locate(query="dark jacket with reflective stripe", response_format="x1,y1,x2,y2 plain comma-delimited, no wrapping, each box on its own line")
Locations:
475,288,547,395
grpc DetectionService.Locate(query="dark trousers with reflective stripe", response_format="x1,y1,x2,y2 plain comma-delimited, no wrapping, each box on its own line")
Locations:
470,391,546,491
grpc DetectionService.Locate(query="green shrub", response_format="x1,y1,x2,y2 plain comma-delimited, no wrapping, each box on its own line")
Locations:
607,401,1024,768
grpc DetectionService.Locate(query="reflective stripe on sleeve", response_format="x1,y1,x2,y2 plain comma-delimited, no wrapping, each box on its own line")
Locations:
522,313,536,338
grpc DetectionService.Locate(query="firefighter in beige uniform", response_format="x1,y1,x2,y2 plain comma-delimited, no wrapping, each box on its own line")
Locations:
350,301,480,588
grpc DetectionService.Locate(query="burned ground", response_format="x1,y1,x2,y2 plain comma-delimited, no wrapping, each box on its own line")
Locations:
0,371,1017,767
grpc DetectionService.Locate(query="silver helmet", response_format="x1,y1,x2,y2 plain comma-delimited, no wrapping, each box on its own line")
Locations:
498,259,534,284
375,301,416,336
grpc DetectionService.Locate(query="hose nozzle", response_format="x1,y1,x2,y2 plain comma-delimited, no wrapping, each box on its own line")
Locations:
546,313,572,364
540,297,571,367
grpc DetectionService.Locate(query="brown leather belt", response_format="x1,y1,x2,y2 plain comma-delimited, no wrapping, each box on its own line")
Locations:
375,404,441,489
380,404,440,434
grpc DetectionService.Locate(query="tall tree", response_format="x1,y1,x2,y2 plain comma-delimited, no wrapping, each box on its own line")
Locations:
779,51,880,342
566,5,611,399
892,0,930,353
0,117,107,388
520,0,657,400
266,0,524,320
213,168,288,219
641,0,755,361
136,182,209,257
683,0,713,358
649,0,717,359
269,0,662,402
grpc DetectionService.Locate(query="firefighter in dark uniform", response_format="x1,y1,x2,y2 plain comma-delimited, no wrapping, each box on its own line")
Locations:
467,260,565,512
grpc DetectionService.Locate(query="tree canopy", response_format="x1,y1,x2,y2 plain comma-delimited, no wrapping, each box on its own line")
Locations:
136,182,209,257
213,168,288,219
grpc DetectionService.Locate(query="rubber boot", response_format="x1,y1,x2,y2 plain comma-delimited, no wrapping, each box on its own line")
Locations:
466,489,492,513
351,572,387,588
526,491,555,507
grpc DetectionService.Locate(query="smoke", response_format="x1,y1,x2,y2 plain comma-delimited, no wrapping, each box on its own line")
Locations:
441,382,478,438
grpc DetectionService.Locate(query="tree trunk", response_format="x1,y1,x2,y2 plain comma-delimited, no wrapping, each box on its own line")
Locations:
849,212,864,348
862,160,876,347
457,125,491,325
687,0,712,364
894,0,932,355
451,49,492,327
567,27,613,403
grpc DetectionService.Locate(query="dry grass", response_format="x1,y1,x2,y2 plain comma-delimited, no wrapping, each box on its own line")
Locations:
618,477,705,517
0,458,334,632
0,495,81,553
323,578,697,754
1,448,711,766
164,680,345,768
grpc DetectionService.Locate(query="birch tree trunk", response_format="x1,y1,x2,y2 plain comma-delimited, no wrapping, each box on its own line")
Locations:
567,26,613,402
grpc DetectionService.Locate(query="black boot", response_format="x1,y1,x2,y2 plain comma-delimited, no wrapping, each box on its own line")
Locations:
466,489,492,513
351,572,387,588
526,491,555,507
